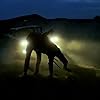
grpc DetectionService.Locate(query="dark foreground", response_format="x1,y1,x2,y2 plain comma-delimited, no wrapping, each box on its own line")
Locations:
0,74,95,99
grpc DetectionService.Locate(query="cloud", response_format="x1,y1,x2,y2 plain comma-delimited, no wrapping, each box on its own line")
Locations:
85,0,100,3
0,0,100,19
59,0,100,3
86,7,100,10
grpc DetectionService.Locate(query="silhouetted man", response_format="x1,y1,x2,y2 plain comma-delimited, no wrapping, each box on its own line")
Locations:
24,29,70,77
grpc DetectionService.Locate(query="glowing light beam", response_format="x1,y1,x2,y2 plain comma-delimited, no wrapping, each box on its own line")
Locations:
19,39,28,54
49,36,59,43
20,40,28,47
22,49,27,54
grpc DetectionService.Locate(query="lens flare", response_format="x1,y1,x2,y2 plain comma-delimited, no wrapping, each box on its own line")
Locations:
22,49,26,54
49,36,61,49
20,39,28,54
20,40,28,47
49,36,59,43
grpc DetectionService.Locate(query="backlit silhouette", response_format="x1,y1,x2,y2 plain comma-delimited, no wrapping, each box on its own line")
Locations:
24,28,71,77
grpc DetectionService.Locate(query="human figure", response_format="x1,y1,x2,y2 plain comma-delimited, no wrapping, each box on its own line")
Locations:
24,29,71,77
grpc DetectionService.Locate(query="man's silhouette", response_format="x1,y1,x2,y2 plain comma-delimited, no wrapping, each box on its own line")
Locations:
24,28,70,77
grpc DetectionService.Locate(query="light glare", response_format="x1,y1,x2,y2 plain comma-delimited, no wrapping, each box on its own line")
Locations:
49,36,59,43
20,40,28,47
49,36,61,49
22,49,26,54
20,39,28,54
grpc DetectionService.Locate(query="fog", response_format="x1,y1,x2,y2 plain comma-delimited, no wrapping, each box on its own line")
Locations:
0,28,99,70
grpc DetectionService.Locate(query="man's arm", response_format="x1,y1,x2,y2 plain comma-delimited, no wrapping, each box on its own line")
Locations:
42,29,53,37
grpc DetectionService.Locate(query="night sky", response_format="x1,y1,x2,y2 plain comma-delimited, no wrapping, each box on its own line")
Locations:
0,0,100,19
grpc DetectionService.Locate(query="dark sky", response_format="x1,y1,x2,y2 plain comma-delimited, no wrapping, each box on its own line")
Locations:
0,0,100,19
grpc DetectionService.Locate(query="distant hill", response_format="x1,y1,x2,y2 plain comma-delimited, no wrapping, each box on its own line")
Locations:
94,16,100,22
49,18,94,23
0,14,100,34
0,14,48,34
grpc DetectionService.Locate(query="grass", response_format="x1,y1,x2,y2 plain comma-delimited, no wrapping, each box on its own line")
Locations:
0,62,95,99
0,62,95,81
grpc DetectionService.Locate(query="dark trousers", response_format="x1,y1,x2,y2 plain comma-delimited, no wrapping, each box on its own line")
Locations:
48,50,68,77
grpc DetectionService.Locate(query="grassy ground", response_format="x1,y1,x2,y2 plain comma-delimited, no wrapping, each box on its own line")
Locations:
0,62,95,99
0,62,95,80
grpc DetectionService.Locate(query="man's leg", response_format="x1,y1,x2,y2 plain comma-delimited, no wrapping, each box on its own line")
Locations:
24,47,32,76
34,52,41,75
48,56,54,77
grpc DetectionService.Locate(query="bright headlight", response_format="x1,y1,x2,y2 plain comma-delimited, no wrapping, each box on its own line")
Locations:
49,36,59,43
49,36,61,49
22,49,27,54
20,39,28,54
20,40,28,47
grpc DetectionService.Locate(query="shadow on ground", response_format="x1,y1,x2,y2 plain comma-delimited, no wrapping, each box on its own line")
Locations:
0,74,95,99
0,64,95,99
